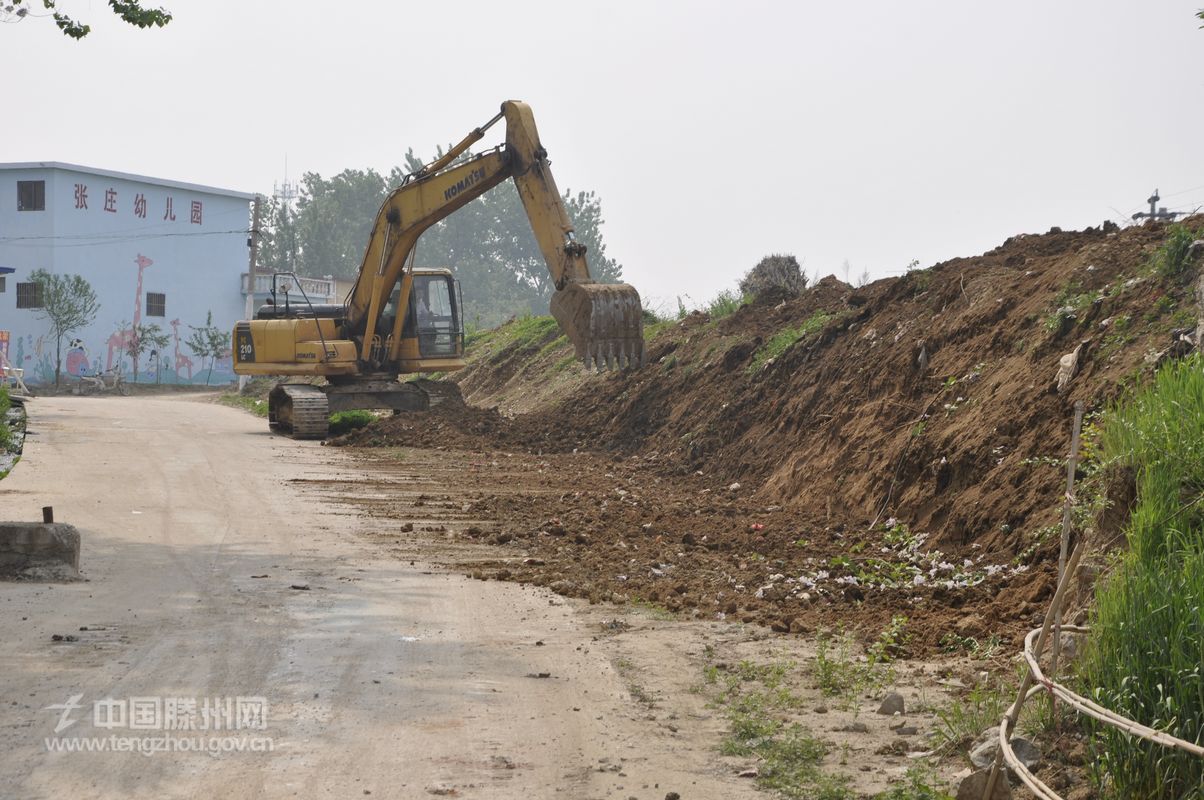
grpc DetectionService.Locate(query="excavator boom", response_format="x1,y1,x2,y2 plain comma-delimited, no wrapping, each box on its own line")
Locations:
347,100,644,369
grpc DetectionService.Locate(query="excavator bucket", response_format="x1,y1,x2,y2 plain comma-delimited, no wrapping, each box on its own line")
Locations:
550,282,646,370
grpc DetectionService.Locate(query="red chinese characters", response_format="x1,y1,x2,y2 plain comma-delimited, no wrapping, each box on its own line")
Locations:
190,200,202,225
164,196,176,221
104,188,117,213
74,183,88,210
134,193,147,219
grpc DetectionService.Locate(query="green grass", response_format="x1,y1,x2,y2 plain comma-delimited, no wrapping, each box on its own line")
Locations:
705,289,747,319
218,393,269,417
704,653,853,799
748,311,835,373
812,625,897,711
931,678,1011,756
1078,354,1204,799
328,409,376,436
0,386,11,450
874,765,953,800
1149,223,1201,281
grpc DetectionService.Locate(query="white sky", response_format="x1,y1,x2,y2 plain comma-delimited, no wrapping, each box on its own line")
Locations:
4,1,1204,313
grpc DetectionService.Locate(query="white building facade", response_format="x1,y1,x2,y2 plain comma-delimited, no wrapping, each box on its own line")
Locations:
0,162,256,386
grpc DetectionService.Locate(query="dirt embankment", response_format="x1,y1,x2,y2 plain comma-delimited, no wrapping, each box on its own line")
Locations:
334,218,1203,647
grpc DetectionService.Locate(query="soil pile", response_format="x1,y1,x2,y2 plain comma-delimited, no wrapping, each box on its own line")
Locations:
410,221,1199,551
334,218,1203,635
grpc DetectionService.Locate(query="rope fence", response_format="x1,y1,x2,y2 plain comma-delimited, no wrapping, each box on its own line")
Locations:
982,561,1204,799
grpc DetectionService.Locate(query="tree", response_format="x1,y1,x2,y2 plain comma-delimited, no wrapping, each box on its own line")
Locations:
122,322,169,383
279,149,625,327
293,168,388,280
6,0,171,39
184,311,231,386
29,269,99,387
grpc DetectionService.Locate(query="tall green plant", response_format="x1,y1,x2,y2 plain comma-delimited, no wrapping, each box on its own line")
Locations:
1079,355,1204,799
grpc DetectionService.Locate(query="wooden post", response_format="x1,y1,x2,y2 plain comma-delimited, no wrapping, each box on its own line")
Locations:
1051,401,1085,678
42,506,54,523
239,194,263,394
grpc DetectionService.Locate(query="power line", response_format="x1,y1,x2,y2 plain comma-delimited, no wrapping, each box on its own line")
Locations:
0,229,249,248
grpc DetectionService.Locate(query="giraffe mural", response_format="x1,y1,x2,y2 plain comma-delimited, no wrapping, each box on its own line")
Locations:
104,254,156,371
170,318,193,383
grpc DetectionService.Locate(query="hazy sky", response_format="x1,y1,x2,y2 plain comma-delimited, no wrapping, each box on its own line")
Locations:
4,1,1203,312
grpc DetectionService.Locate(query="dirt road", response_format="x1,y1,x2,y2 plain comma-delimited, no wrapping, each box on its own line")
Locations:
0,396,760,800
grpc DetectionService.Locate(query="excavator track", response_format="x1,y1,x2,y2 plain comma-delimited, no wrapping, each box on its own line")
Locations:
268,384,330,440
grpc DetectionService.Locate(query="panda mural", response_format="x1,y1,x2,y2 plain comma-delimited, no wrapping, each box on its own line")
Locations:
65,339,97,379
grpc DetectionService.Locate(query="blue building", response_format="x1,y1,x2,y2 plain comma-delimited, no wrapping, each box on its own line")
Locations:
0,162,260,386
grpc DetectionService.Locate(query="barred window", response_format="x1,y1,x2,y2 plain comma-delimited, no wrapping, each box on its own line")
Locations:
17,180,45,211
146,292,166,317
16,282,44,309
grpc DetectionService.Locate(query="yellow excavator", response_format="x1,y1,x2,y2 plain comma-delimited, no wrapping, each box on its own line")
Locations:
232,100,645,438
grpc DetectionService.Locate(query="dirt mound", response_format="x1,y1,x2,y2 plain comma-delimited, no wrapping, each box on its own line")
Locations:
336,218,1202,640
450,219,1201,555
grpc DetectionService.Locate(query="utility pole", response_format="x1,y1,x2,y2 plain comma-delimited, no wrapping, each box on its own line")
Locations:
239,194,263,393
1131,188,1182,223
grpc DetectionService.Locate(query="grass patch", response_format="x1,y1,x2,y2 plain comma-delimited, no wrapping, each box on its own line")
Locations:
705,289,746,319
328,409,376,436
1078,354,1204,799
218,392,269,418
1149,223,1201,281
0,386,11,451
1044,281,1102,334
931,678,1010,756
748,311,835,373
704,653,853,799
874,764,954,799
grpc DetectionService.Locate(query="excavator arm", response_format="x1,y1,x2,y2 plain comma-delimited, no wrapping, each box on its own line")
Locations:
347,100,644,369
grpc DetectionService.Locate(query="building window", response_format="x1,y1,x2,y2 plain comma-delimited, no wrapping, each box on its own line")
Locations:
0,277,5,293
17,180,46,211
146,292,166,317
16,282,44,309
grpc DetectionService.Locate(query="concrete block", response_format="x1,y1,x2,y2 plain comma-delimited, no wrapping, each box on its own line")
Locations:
0,522,80,580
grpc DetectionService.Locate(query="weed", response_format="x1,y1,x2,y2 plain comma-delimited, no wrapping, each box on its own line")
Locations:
1044,281,1102,333
932,679,1011,756
705,289,746,319
813,628,894,710
328,409,375,435
1149,223,1201,281
874,763,954,799
747,311,835,373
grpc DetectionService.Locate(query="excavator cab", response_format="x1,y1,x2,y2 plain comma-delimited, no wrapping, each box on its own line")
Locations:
404,272,463,359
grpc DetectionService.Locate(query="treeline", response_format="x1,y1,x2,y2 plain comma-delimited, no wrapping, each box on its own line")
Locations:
256,149,623,328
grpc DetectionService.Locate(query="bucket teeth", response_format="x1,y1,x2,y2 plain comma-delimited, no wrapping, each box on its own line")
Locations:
550,281,645,372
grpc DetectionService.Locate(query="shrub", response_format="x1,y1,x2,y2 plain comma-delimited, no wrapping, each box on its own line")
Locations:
740,253,808,299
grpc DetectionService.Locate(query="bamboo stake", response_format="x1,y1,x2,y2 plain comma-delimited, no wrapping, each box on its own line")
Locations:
1051,400,1085,679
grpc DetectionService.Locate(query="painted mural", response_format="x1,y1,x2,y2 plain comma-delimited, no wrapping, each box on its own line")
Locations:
24,250,236,386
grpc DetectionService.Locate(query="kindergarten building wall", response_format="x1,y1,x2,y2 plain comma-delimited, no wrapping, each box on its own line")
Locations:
0,162,253,385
